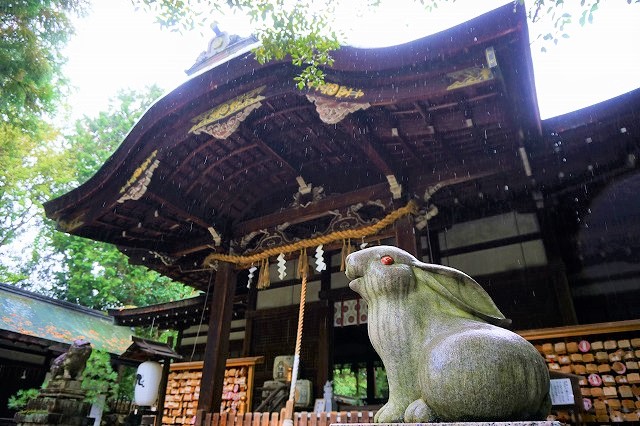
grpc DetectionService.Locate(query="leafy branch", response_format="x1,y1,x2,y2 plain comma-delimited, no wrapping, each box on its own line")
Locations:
131,0,633,85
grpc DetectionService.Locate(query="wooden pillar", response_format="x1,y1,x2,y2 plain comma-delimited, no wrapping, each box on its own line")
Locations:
366,360,375,404
175,328,184,356
395,213,418,257
197,262,237,414
551,263,578,325
156,337,173,426
242,283,258,356
536,204,578,325
317,255,333,398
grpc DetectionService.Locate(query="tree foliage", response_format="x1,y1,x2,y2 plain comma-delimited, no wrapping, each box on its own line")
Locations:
0,2,194,310
137,0,340,88
38,86,194,310
8,350,123,411
133,0,637,88
5,86,194,310
0,119,74,291
332,365,366,402
0,122,65,247
7,388,39,411
0,0,85,253
82,349,119,405
0,0,87,125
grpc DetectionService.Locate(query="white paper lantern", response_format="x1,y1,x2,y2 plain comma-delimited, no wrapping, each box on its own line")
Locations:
134,361,163,406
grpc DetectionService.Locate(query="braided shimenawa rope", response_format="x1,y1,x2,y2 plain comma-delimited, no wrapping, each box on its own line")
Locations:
202,200,418,268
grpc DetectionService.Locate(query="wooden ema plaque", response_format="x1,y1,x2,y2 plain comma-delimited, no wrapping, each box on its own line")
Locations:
162,356,263,425
520,320,640,423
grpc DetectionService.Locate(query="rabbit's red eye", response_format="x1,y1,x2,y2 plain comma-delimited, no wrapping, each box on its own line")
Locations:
381,255,394,265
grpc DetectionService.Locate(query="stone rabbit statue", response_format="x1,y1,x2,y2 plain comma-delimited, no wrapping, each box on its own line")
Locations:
345,246,550,422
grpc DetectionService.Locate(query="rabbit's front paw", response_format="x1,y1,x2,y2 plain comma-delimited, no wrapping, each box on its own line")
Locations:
374,401,405,423
404,398,436,422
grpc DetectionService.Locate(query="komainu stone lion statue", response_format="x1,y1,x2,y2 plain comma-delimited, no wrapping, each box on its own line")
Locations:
345,246,550,422
50,339,92,381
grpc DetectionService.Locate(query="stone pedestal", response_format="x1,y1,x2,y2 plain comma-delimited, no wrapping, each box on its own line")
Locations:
15,379,91,426
330,423,561,426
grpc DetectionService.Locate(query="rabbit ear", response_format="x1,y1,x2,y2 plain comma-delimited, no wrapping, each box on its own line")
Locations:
412,261,512,328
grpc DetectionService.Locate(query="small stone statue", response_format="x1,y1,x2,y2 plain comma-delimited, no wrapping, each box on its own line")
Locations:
345,246,550,422
323,380,333,412
49,339,92,381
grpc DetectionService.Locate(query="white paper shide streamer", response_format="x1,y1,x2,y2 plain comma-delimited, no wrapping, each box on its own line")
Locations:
277,253,287,280
314,244,326,272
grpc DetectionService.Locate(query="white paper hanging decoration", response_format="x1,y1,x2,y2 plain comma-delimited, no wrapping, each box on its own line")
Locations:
134,361,163,406
247,266,257,288
315,245,326,272
277,253,287,279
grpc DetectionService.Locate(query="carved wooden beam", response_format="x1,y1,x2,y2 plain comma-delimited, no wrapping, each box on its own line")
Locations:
144,190,215,231
237,127,298,176
234,182,390,236
251,103,315,127
339,116,404,198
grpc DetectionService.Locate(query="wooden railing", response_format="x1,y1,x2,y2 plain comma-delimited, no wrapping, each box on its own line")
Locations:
195,410,377,426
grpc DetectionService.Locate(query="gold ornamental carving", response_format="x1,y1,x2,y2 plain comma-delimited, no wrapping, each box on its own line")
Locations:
446,66,494,90
189,86,266,139
118,150,159,203
306,95,370,124
314,83,365,99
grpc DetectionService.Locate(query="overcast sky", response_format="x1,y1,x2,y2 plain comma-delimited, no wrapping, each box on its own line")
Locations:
63,0,640,121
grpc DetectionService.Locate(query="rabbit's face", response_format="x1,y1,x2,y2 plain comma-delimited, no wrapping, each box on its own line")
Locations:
346,245,418,302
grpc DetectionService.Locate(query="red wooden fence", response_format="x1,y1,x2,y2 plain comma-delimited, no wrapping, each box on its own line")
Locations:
194,411,376,426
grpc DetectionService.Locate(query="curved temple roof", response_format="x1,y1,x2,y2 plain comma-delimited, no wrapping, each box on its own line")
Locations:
45,4,541,289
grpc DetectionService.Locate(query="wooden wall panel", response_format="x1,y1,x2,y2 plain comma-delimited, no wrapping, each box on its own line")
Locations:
248,302,324,405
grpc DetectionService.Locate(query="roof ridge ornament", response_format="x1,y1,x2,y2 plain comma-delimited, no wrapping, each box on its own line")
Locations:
186,23,259,76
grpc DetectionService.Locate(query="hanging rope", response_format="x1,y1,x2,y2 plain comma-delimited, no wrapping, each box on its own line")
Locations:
282,249,309,426
290,252,308,400
296,248,309,280
257,258,271,289
203,200,418,268
190,269,214,361
340,238,354,272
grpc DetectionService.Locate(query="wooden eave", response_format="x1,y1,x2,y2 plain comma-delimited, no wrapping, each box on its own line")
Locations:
119,336,183,361
529,87,640,200
108,293,249,329
44,4,542,290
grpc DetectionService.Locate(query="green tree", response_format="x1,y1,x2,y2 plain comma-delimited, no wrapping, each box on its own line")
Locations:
44,233,194,309
332,364,366,401
0,0,85,262
134,0,635,88
0,119,74,288
0,0,87,126
138,0,339,89
82,349,119,405
17,86,194,309
8,349,123,411
0,122,61,247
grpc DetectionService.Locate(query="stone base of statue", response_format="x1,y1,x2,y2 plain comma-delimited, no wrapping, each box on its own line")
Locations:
15,379,92,426
331,423,561,426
